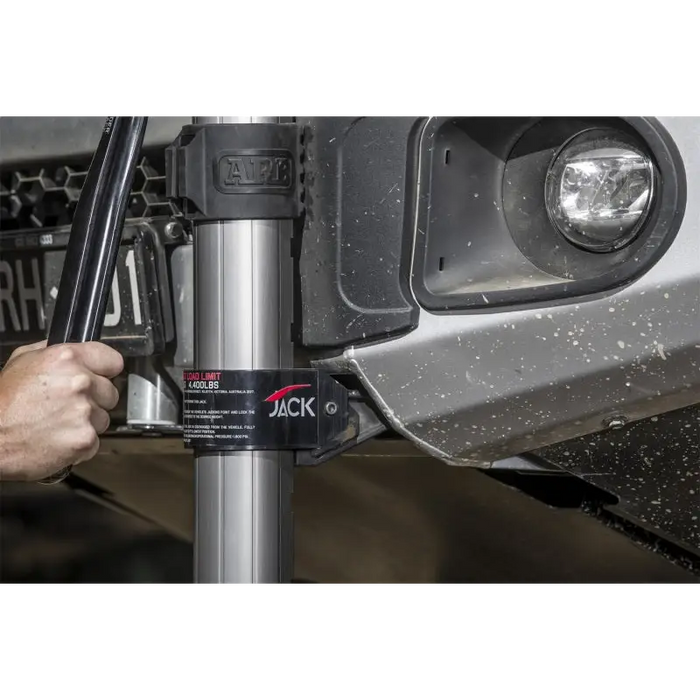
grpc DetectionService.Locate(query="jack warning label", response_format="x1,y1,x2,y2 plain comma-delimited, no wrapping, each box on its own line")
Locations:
183,369,320,451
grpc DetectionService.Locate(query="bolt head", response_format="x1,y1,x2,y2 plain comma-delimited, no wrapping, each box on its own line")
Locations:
324,401,338,416
604,416,628,431
164,221,183,240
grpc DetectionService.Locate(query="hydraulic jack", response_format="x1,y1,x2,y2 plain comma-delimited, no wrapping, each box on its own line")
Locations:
45,116,352,583
169,117,298,582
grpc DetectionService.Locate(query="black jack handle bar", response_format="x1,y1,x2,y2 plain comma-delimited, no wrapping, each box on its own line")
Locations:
40,116,148,484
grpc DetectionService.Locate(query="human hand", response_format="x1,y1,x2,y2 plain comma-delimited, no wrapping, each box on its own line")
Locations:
0,341,124,481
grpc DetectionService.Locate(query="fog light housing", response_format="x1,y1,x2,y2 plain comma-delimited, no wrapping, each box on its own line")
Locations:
545,129,655,252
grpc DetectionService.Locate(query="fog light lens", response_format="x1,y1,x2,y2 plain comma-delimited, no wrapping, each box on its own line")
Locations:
545,130,655,252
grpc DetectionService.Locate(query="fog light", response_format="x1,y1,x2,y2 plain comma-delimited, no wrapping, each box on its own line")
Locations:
545,130,655,252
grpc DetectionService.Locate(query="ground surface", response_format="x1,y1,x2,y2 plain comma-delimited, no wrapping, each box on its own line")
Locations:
1,441,695,583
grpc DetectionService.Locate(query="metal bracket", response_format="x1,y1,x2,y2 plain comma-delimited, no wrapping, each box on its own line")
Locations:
295,398,388,466
182,369,352,453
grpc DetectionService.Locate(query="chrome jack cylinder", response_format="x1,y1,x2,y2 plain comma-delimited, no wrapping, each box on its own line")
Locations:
167,116,298,583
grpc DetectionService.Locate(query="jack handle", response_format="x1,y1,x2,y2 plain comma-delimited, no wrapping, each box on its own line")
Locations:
40,117,148,485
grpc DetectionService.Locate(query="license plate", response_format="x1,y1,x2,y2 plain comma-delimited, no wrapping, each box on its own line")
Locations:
0,225,173,361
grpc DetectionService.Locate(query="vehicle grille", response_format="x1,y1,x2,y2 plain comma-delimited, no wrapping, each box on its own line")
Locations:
0,152,179,232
